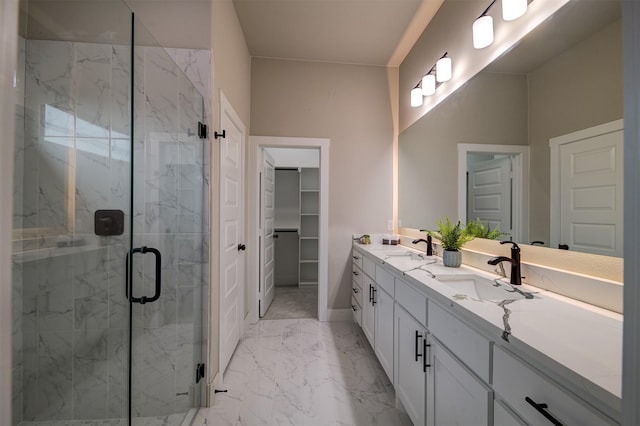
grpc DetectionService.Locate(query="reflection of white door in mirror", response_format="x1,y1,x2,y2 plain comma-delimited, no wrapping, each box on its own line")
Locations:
467,156,513,239
550,120,623,257
458,144,529,243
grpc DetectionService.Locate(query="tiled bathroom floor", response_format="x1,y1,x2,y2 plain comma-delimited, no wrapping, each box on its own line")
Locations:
261,285,318,320
192,319,412,426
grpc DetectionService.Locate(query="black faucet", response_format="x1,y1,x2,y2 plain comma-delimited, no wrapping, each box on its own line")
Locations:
487,241,521,285
412,235,433,256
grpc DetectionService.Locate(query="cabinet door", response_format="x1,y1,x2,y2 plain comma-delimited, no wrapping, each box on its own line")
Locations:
374,286,394,382
395,305,427,426
361,280,375,346
427,338,492,426
494,400,527,426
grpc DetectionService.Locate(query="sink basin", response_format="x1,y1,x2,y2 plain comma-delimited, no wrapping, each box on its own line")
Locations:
434,274,527,301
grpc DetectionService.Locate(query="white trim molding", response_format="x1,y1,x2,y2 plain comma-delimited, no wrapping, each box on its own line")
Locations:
457,143,530,243
623,1,640,424
247,136,330,324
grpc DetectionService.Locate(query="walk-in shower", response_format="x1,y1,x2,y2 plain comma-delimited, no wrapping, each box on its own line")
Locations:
11,1,209,424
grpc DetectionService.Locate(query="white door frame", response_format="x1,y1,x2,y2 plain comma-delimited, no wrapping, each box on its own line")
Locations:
458,143,529,243
247,136,329,324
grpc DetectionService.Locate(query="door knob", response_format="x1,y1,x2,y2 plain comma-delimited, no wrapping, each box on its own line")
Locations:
237,243,246,251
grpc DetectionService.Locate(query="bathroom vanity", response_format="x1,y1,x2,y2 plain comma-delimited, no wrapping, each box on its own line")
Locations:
351,241,621,426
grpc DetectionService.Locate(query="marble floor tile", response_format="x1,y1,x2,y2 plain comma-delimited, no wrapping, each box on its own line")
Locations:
195,319,412,426
261,286,317,320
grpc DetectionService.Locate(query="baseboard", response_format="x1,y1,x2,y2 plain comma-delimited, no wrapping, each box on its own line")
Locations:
327,308,353,321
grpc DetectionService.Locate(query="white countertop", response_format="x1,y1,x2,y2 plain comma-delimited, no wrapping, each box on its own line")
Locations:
353,242,622,416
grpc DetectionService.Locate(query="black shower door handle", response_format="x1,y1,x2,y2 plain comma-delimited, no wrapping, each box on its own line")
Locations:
126,246,162,304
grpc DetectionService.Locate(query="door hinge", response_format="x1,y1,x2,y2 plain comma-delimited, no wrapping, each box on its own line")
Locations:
198,122,208,139
196,363,206,384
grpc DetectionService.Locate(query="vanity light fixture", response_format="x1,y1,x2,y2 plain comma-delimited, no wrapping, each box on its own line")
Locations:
411,85,423,107
473,0,496,49
422,73,436,96
502,0,527,21
410,52,451,107
436,53,452,82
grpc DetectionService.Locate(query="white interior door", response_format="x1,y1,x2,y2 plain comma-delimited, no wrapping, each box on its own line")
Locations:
219,93,245,373
558,129,623,256
259,150,275,317
467,156,512,237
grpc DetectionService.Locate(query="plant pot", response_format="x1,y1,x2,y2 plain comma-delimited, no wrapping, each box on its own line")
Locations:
443,250,462,267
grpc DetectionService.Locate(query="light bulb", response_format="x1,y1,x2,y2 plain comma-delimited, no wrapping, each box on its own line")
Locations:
411,87,423,107
436,57,452,82
502,0,527,21
422,74,436,96
473,15,494,49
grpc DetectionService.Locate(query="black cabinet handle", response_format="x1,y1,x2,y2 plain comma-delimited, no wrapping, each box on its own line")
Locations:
372,287,377,305
353,255,360,260
423,339,431,372
415,330,423,362
353,271,359,276
351,305,357,312
369,284,373,303
352,287,359,294
525,397,564,426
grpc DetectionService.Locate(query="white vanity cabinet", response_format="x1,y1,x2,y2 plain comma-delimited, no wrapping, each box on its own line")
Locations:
395,303,429,426
493,346,617,426
358,253,395,381
361,275,376,345
394,277,429,426
427,337,492,426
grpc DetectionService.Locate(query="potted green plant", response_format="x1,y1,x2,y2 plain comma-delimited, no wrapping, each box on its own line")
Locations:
465,218,503,240
428,216,474,267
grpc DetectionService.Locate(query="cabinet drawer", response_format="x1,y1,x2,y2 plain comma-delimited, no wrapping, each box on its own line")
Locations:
428,301,490,382
352,251,363,270
352,279,363,306
395,278,427,327
351,265,363,287
351,296,361,326
493,346,616,426
363,256,376,278
375,265,394,296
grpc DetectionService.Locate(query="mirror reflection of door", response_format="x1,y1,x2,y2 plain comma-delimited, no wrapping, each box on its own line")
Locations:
466,154,513,239
551,120,624,257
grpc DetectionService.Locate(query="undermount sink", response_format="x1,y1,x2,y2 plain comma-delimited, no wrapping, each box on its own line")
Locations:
434,274,529,301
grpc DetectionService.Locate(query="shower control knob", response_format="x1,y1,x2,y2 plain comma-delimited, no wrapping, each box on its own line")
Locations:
237,243,246,251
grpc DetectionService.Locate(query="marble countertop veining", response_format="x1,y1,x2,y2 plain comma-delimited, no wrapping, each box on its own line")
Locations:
353,241,622,416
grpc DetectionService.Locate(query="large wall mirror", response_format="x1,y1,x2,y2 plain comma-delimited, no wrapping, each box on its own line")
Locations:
398,0,622,257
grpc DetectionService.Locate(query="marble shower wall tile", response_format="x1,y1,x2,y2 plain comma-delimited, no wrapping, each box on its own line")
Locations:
72,329,109,419
74,43,111,138
143,47,178,142
74,249,109,331
12,261,24,426
75,138,110,234
36,330,74,420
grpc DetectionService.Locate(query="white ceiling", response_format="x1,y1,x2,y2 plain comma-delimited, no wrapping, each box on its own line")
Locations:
232,0,437,66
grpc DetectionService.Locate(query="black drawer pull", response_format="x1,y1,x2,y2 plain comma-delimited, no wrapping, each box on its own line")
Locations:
372,287,377,305
423,339,431,372
369,284,373,303
351,305,357,312
415,330,423,362
352,287,359,294
353,255,360,260
353,271,359,276
525,397,564,426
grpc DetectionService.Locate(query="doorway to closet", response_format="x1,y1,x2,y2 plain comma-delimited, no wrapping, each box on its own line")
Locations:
247,137,329,324
261,152,320,319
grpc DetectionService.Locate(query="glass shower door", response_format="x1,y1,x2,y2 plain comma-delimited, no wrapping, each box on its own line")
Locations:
128,15,208,425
